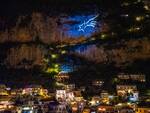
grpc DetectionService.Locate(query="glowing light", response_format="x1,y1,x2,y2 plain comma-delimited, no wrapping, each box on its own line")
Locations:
56,90,66,100
117,103,123,106
78,15,99,32
62,14,100,37
51,54,57,59
135,27,140,30
23,107,30,110
121,2,129,6
144,5,149,10
121,14,129,17
61,50,66,54
54,64,59,68
98,108,106,111
60,64,74,73
54,68,59,73
43,58,49,63
135,16,144,21
128,27,140,32
101,34,107,39
72,107,78,111
46,68,51,73
46,67,59,73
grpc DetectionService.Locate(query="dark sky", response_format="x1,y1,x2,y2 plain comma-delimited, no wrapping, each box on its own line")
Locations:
0,0,120,17
0,0,102,17
0,0,120,30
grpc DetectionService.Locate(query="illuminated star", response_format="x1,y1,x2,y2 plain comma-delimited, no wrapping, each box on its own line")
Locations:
78,14,99,32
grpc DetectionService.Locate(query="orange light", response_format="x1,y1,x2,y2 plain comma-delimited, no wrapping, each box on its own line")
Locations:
72,107,78,111
98,107,106,111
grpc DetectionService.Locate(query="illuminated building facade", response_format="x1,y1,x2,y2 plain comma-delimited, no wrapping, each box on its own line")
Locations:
97,105,117,113
116,85,137,97
100,91,110,104
0,85,9,96
117,73,146,82
55,73,70,82
56,90,74,102
136,107,150,113
22,85,48,97
119,107,134,113
92,80,104,87
90,96,101,105
65,84,75,91
56,90,66,101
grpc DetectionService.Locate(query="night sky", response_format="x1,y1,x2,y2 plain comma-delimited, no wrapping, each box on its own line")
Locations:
0,0,120,17
0,0,94,16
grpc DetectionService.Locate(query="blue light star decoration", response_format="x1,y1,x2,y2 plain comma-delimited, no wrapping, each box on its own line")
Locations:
78,14,99,32
62,14,99,38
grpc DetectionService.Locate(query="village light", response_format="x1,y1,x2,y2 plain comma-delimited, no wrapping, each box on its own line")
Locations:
61,50,66,54
51,54,57,59
54,64,59,68
98,108,106,111
144,5,149,10
135,16,144,21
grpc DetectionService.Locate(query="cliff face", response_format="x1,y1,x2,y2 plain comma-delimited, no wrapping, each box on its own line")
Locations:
0,13,62,69
4,44,44,69
0,13,150,69
74,38,150,65
0,13,63,44
1,29,150,69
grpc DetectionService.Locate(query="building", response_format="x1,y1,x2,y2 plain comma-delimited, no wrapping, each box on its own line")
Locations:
100,91,110,104
56,90,75,102
47,102,67,113
73,90,84,102
92,80,104,87
65,84,75,91
17,105,38,113
97,105,118,113
143,0,150,9
11,89,23,96
116,85,137,96
56,90,66,101
80,86,86,92
136,107,150,113
119,106,134,113
0,97,15,112
90,96,101,105
55,73,70,82
22,85,48,97
136,103,150,113
117,73,146,82
66,92,74,102
128,91,139,102
0,84,9,96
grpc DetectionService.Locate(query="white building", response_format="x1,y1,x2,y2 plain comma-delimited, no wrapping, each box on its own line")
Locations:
56,90,75,102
